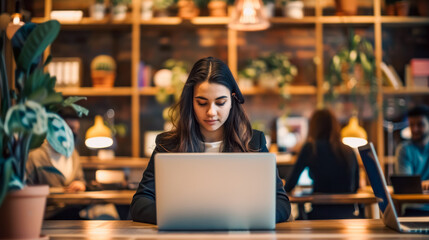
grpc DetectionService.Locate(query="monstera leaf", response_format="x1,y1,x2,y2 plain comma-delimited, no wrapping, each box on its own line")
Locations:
46,113,74,157
4,100,48,135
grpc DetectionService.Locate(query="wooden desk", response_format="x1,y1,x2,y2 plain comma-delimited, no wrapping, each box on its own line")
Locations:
391,194,429,216
47,190,135,205
41,219,428,239
289,192,378,219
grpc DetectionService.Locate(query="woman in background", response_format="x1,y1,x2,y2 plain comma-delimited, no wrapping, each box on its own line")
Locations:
284,109,360,219
131,57,291,224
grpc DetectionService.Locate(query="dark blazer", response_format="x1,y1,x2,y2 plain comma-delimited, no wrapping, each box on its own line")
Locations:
130,130,291,224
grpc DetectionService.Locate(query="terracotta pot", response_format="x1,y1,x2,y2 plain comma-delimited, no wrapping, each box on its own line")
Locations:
91,70,116,88
177,0,199,19
0,185,49,239
395,1,410,16
208,0,227,17
335,0,357,16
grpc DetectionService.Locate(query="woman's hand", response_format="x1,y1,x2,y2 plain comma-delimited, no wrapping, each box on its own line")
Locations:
65,181,86,192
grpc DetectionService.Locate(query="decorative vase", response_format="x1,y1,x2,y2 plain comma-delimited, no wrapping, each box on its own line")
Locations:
284,1,304,19
208,0,227,17
0,185,49,239
177,0,199,19
112,4,128,21
334,0,357,16
90,3,106,20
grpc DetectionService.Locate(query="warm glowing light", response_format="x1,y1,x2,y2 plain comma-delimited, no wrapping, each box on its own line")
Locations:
85,115,113,149
341,116,368,148
12,15,20,24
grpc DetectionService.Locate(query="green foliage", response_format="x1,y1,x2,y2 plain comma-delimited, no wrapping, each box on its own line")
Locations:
155,59,189,106
326,30,378,113
239,52,298,98
111,0,131,6
94,62,114,71
154,0,175,10
0,19,88,206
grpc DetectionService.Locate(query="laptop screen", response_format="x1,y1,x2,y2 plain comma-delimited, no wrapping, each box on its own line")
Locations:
358,143,391,213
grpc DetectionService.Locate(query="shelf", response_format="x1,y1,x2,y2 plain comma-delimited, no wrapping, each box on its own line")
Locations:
270,17,317,24
56,87,133,96
141,17,182,25
320,16,375,24
241,86,317,95
138,86,317,96
80,156,149,169
32,17,133,26
383,87,429,95
381,16,429,25
191,17,229,25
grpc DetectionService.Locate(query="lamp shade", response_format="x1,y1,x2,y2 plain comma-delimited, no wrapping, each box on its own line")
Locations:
228,0,270,31
341,116,368,148
85,115,113,149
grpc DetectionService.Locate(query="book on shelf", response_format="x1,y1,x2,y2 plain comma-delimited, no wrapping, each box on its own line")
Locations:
381,62,402,89
410,58,429,87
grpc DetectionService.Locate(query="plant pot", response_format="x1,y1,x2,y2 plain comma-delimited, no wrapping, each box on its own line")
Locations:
284,1,304,19
141,0,154,20
91,70,116,88
395,1,410,16
177,0,199,19
112,4,128,21
90,3,106,20
335,0,357,16
385,4,395,16
263,2,275,18
208,0,227,17
0,185,49,239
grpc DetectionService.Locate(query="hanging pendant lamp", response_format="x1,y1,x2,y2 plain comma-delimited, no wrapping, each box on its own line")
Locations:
228,0,270,31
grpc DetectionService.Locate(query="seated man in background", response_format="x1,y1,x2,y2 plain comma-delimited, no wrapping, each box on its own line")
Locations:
26,108,86,219
396,104,429,216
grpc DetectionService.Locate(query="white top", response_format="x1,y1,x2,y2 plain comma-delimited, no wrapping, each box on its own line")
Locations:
43,142,73,182
204,141,223,153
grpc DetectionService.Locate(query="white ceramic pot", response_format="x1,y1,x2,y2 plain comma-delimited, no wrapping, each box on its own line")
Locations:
112,4,127,21
264,2,275,18
141,0,154,20
90,3,106,20
284,1,304,19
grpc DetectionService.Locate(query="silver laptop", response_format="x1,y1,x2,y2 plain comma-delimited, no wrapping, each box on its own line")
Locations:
358,143,429,234
155,153,276,231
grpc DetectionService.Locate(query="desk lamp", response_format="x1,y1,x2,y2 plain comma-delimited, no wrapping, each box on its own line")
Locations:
341,116,368,148
85,115,113,149
228,0,269,31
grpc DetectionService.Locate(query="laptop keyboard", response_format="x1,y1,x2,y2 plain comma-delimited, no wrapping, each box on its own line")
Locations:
401,222,429,233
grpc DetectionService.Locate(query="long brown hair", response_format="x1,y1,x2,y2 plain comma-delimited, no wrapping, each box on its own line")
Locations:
164,57,253,152
307,109,348,159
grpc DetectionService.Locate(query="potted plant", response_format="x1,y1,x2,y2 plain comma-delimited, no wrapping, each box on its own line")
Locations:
90,0,106,20
262,0,275,18
239,52,298,98
334,0,357,16
141,0,154,20
111,0,131,21
283,0,304,19
154,0,175,16
208,0,228,17
326,30,377,109
176,0,200,19
90,55,116,88
0,19,88,239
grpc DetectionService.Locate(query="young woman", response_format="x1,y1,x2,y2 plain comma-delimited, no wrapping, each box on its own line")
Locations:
131,57,291,224
284,109,360,219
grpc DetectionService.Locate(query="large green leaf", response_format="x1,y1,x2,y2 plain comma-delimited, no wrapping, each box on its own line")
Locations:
11,22,37,64
46,113,74,157
29,133,47,150
16,20,61,73
62,97,89,117
4,101,48,135
0,156,13,206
